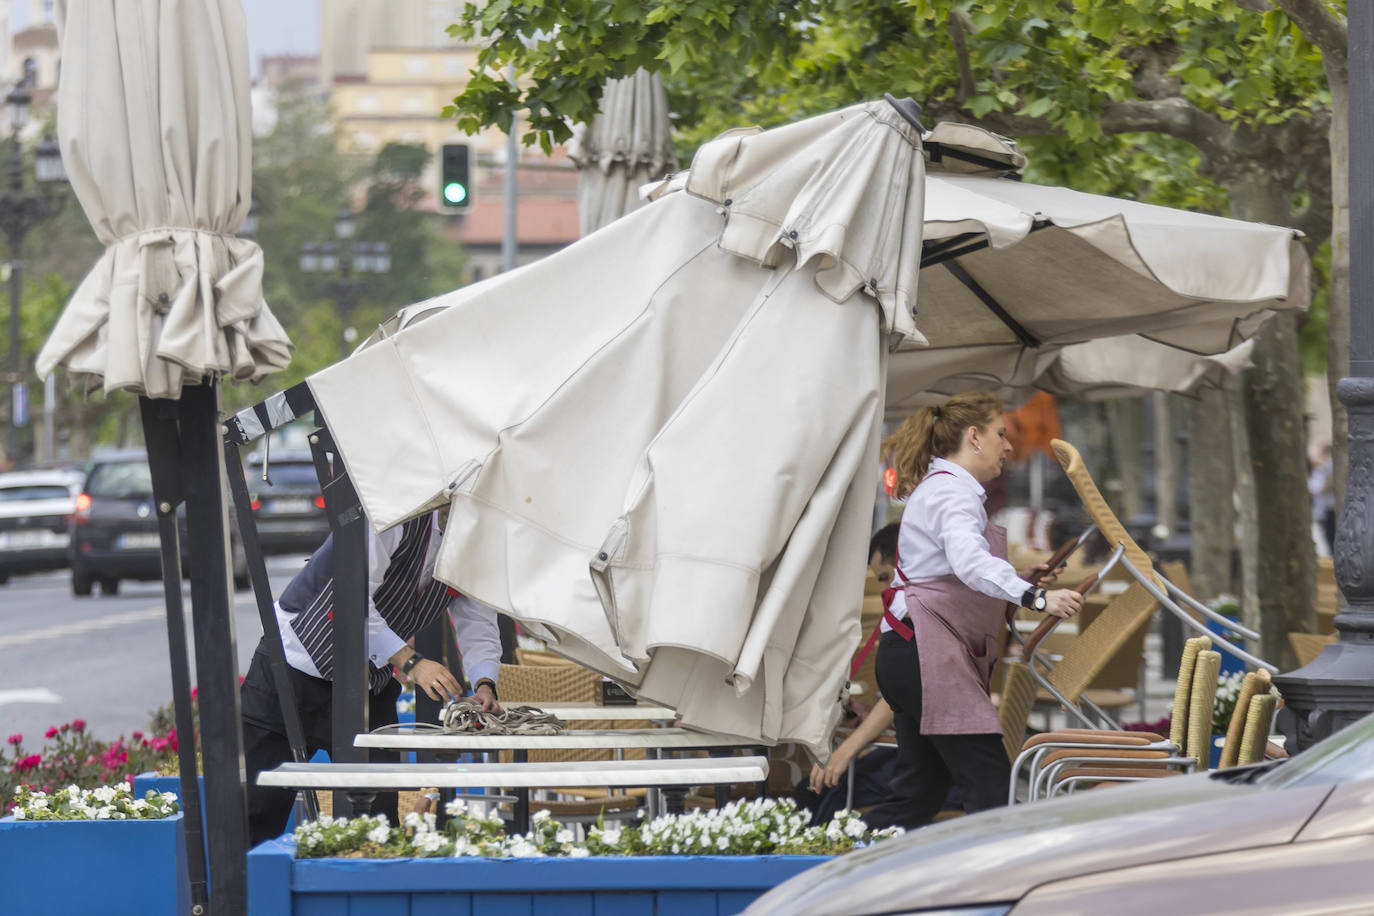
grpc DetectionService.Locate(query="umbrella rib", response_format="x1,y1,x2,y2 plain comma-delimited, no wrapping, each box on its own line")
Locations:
921,232,985,267
941,260,1041,349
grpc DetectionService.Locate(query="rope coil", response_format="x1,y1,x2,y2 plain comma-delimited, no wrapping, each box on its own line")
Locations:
367,700,568,736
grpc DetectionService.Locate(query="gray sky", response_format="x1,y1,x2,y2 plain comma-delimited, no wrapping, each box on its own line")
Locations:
10,0,320,77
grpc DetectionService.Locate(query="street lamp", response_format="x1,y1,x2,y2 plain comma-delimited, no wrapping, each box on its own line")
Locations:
298,208,390,358
1,80,67,468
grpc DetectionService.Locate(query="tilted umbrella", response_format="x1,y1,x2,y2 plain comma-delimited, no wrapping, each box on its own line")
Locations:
307,99,1306,758
36,0,291,396
568,70,677,236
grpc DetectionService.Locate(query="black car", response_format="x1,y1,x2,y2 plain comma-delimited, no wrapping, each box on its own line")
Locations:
243,453,330,555
0,469,85,583
69,451,250,596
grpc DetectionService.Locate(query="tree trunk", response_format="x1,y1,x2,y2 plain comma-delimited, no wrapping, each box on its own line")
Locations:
1229,376,1261,636
1244,311,1318,668
1186,386,1236,600
1153,392,1178,536
1104,398,1145,522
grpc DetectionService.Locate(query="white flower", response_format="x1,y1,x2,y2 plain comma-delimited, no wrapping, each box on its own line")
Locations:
13,808,24,820
844,817,867,838
92,786,117,804
555,828,574,845
445,797,469,817
600,826,622,846
368,825,390,844
568,846,590,858
403,811,421,829
716,836,729,851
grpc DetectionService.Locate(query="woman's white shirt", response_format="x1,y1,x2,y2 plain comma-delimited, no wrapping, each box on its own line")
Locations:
882,457,1031,631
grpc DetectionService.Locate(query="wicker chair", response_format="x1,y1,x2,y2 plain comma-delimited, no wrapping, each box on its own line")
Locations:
493,663,644,821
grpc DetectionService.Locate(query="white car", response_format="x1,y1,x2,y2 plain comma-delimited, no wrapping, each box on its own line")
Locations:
0,469,84,584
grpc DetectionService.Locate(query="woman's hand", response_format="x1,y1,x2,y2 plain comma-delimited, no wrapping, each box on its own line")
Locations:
809,745,856,793
1044,588,1084,619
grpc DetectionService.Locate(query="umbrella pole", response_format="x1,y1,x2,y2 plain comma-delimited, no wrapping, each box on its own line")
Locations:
139,397,211,912
175,382,251,912
307,425,373,818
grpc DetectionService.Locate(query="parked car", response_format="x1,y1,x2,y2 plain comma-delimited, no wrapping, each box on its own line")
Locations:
243,452,330,555
744,714,1374,916
0,468,85,583
69,451,249,596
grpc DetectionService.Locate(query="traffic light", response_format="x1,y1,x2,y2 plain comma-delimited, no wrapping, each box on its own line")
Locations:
439,143,471,211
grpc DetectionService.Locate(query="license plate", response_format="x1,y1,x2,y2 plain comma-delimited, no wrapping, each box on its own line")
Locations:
0,530,67,549
267,498,312,514
116,532,162,550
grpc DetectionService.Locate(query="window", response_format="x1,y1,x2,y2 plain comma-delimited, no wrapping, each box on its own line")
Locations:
86,462,154,499
357,95,379,113
406,56,428,77
0,485,71,502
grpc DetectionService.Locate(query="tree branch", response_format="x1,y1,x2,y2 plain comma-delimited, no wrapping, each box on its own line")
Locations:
1099,97,1235,161
947,11,977,104
1272,0,1348,67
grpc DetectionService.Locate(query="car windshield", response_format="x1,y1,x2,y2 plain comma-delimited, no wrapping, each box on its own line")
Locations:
249,462,320,490
0,485,71,501
86,462,154,499
1258,711,1374,789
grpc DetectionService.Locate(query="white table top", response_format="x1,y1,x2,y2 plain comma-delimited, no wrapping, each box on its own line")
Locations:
530,703,677,722
356,727,761,751
257,756,769,789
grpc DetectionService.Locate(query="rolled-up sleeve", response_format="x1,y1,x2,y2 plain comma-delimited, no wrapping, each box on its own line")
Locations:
932,492,1031,604
449,593,502,688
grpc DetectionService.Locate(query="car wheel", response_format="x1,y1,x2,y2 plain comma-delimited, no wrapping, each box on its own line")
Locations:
72,567,94,597
98,577,120,596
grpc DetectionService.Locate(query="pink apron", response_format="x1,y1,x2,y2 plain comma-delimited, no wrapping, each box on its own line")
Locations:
900,518,1009,736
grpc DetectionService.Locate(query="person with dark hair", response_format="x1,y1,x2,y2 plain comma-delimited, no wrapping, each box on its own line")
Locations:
861,391,1082,830
867,522,900,590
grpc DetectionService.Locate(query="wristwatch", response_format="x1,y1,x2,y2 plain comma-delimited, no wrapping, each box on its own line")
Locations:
400,651,424,676
1021,586,1048,612
473,678,498,701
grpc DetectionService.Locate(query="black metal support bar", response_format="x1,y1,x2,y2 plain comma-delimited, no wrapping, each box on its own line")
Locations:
308,425,372,817
138,397,210,915
180,383,250,914
222,441,318,822
942,259,1041,348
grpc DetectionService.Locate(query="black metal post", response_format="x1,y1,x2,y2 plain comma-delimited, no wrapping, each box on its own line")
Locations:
180,383,250,912
222,441,318,821
1274,4,1374,750
308,426,372,816
139,397,210,914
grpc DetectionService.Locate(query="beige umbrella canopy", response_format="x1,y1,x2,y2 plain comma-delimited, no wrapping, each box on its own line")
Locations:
308,100,1306,755
568,70,677,236
36,0,291,399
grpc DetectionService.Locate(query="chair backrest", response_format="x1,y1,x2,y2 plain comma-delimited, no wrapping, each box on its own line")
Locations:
1169,636,1212,748
1238,693,1277,766
515,647,576,666
1050,439,1163,589
1185,650,1222,762
998,660,1037,764
1044,581,1157,704
1219,668,1272,769
497,663,599,704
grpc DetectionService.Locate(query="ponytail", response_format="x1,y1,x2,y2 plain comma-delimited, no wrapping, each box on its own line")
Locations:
882,391,1004,498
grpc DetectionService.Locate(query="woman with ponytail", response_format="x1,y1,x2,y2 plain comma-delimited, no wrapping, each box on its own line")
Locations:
862,391,1082,830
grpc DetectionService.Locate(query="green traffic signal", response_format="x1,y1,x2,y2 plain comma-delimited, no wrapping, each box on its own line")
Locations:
440,144,472,211
444,182,468,205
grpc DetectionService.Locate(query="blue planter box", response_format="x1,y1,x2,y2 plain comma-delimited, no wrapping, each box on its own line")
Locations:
247,838,828,915
0,812,190,916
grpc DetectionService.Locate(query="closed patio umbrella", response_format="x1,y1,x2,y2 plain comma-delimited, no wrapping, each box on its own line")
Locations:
569,70,677,236
307,99,1306,757
36,0,291,397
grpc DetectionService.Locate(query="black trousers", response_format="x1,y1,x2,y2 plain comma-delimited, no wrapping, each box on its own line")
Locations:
241,639,401,846
864,630,1010,830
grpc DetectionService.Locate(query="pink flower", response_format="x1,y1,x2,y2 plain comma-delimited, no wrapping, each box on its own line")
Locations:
44,727,58,739
6,734,21,746
14,754,41,772
71,719,85,733
131,731,143,741
190,686,199,701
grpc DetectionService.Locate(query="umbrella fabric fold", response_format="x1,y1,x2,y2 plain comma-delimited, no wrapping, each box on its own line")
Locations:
37,0,290,398
569,70,677,236
308,100,1308,755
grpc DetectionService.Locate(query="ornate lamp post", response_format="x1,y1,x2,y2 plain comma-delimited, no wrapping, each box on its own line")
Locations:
1273,4,1374,751
0,81,67,467
299,208,391,358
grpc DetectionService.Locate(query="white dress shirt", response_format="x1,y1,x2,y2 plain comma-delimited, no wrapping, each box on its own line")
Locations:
881,457,1031,632
275,513,502,689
